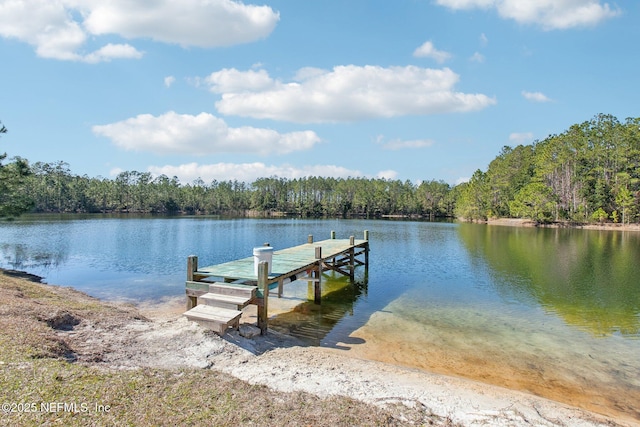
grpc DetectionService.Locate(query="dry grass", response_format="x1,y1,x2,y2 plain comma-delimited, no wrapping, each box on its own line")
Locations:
0,270,451,426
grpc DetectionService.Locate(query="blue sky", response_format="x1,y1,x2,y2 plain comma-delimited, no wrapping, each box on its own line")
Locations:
0,0,637,185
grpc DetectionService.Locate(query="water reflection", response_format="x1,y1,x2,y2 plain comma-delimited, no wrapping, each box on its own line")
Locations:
0,243,68,272
269,271,369,346
457,224,640,337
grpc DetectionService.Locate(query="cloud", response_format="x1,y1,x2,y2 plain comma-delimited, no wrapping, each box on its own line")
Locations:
92,111,321,156
480,33,489,46
83,0,278,47
509,132,534,144
146,162,364,183
378,137,435,150
164,76,176,88
0,0,279,62
470,52,485,63
435,0,620,30
204,68,275,93
210,66,496,123
83,43,144,63
522,90,552,102
413,41,452,63
376,170,399,180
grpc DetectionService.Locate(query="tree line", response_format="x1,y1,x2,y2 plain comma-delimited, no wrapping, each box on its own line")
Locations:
21,162,454,218
1,113,639,224
455,114,640,224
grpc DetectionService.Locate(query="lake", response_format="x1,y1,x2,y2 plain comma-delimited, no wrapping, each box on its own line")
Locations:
1,215,639,422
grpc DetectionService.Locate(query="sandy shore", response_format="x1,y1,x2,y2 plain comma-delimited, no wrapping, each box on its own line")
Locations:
487,217,640,231
1,269,634,426
122,297,629,426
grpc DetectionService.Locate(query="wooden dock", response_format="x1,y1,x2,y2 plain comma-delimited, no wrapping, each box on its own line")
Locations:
184,231,369,335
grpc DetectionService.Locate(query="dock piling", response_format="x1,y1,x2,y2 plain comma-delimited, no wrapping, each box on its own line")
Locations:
314,246,322,304
364,230,370,268
257,260,269,335
186,255,198,309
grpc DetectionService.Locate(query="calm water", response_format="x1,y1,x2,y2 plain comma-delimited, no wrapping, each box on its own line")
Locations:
1,215,639,420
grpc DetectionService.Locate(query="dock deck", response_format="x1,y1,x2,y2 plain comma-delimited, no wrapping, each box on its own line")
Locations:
184,231,369,335
198,238,368,284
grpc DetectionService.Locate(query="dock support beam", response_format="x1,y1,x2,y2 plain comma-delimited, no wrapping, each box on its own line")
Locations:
257,261,269,335
364,230,369,269
314,246,322,304
186,255,198,310
349,236,355,281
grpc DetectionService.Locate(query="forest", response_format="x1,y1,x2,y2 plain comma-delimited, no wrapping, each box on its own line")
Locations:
20,164,454,219
1,114,639,223
455,113,640,224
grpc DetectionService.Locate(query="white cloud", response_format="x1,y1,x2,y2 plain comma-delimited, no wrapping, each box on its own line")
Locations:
0,0,278,62
164,76,176,88
455,176,470,185
480,33,489,46
83,43,144,63
376,170,399,180
147,162,364,183
211,66,496,123
435,0,620,30
413,41,452,63
470,52,485,62
83,0,278,47
109,167,125,178
205,68,275,93
509,132,534,144
522,90,552,102
0,0,87,61
92,111,321,156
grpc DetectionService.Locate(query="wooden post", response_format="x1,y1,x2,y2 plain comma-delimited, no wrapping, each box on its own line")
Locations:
364,230,370,269
257,261,269,335
349,237,355,281
308,234,313,244
186,255,198,310
187,255,198,281
314,246,322,304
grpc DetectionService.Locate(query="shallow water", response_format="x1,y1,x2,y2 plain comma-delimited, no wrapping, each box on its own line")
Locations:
1,215,639,421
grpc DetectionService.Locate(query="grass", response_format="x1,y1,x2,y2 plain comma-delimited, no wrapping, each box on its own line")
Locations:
0,270,450,426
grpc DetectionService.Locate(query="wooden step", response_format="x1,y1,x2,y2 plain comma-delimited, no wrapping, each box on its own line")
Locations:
198,292,252,310
183,305,242,335
208,282,257,298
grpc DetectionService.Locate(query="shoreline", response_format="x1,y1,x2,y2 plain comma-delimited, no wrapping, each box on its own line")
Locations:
486,217,640,231
0,268,634,426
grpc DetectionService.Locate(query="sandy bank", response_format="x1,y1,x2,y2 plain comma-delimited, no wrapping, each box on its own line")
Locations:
487,217,640,231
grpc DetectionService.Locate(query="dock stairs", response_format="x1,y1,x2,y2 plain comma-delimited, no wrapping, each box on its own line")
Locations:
183,282,256,335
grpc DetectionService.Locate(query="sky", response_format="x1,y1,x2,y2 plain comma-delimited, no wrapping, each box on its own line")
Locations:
1,0,638,186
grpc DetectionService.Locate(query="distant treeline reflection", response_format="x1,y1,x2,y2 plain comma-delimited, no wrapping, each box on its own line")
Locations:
458,224,640,337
